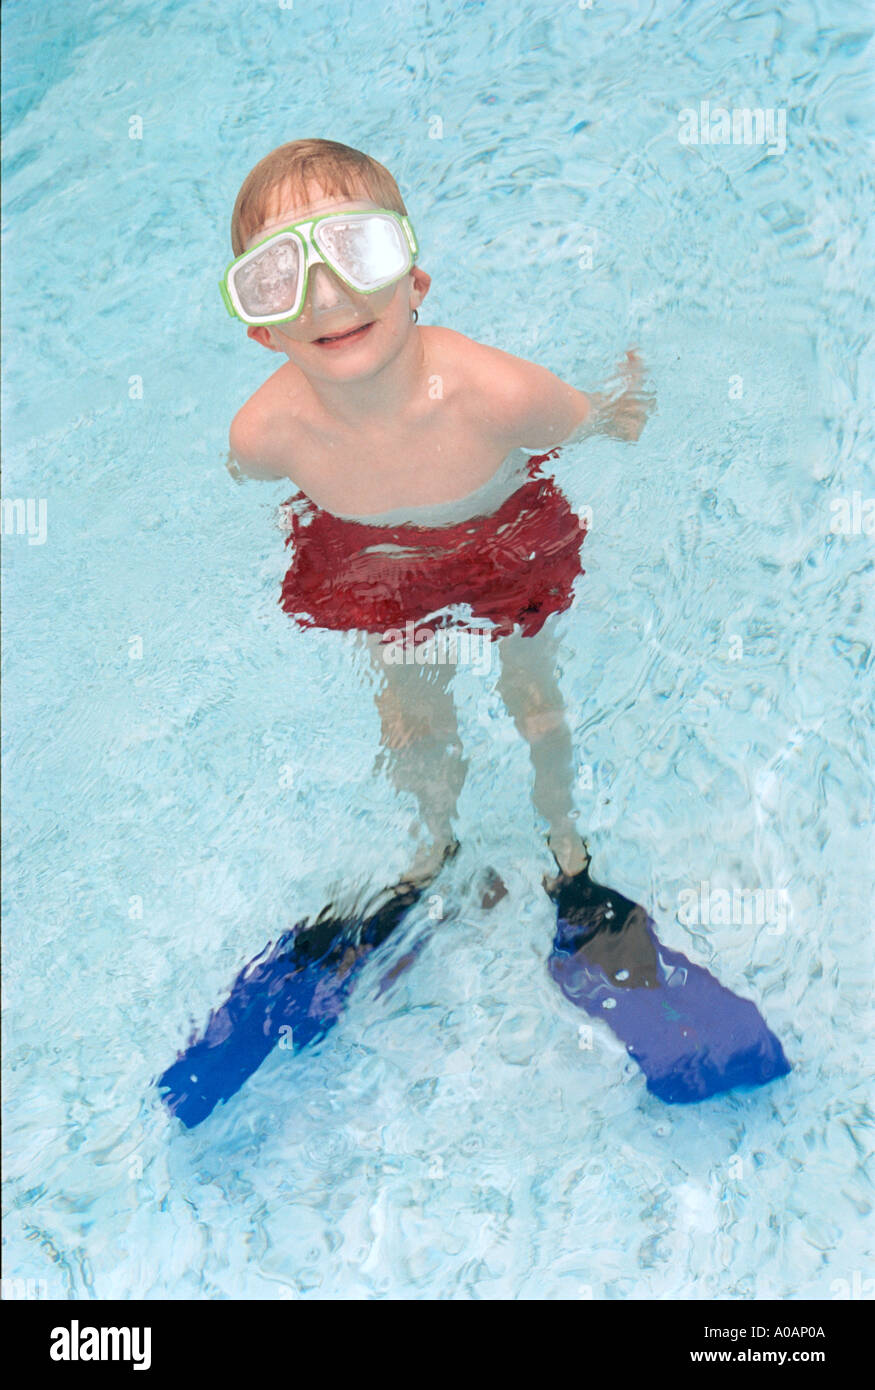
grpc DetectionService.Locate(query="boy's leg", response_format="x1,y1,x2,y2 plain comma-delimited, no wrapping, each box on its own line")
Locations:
366,634,467,882
495,623,589,876
494,632,791,1107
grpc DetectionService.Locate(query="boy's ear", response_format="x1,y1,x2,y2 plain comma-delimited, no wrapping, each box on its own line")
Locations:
411,266,431,312
247,325,283,352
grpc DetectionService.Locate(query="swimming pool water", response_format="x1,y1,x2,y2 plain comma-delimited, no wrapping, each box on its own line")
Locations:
2,0,873,1300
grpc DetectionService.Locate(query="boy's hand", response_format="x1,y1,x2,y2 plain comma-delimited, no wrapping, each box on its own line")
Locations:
594,349,655,442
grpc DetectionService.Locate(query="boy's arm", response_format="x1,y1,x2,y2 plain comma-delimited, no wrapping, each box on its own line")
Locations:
486,354,592,450
228,406,291,480
487,347,652,450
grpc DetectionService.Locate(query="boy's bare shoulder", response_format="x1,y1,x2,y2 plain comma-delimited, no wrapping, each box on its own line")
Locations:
228,363,308,479
426,326,539,390
431,325,573,405
428,327,586,445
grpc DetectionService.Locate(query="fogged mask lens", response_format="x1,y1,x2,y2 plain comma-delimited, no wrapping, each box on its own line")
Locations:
234,235,302,320
315,215,409,291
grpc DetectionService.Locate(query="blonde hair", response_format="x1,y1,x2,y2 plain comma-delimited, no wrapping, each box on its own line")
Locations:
230,139,409,255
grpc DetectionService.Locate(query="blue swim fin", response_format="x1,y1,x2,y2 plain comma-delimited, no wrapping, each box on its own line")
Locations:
157,880,424,1128
546,868,791,1103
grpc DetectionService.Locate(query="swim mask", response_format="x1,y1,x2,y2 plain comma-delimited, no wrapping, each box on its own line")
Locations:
220,209,419,327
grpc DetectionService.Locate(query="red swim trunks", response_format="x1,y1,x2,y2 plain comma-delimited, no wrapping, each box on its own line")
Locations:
279,450,586,639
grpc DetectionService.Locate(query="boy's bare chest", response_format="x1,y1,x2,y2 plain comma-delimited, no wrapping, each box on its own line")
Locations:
286,411,513,517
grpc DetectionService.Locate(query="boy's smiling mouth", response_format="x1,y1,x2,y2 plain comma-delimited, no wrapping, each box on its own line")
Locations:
313,321,375,348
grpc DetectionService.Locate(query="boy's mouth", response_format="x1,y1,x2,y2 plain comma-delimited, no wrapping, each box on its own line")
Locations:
313,322,374,349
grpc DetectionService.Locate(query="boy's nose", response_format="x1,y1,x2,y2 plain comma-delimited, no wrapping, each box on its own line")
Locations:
307,263,356,320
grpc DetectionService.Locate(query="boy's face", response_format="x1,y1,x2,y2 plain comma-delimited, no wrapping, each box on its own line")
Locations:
244,182,430,381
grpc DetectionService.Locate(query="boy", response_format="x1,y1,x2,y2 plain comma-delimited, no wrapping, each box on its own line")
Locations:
225,138,650,891
154,141,791,1126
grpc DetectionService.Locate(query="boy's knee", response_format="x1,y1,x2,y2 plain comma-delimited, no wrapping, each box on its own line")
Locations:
377,685,457,749
519,703,564,741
